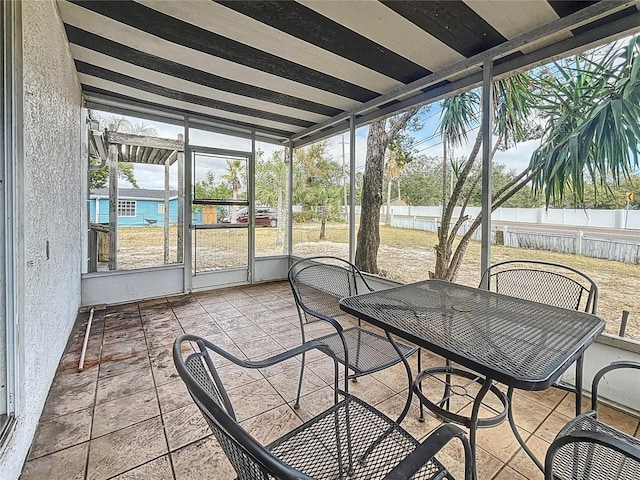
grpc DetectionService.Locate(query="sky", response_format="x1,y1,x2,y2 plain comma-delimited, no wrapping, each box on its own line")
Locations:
107,107,540,192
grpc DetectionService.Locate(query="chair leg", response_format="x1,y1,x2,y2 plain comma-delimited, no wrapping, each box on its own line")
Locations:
294,351,306,409
418,348,424,421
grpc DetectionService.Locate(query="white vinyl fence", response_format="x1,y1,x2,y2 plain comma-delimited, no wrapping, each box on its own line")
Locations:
386,206,640,264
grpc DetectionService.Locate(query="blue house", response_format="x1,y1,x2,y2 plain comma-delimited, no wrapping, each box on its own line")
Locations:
90,188,181,226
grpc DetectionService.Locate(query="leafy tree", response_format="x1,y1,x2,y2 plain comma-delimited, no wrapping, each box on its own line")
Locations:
355,107,421,273
384,131,416,223
194,171,233,202
256,149,288,246
399,155,444,205
293,140,344,221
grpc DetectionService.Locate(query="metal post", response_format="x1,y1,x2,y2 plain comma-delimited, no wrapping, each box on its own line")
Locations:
480,59,493,287
108,142,118,270
183,118,191,293
349,114,356,263
286,142,293,257
177,133,184,264
163,159,170,264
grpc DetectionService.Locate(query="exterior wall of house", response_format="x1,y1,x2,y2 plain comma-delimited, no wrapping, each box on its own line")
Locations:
1,1,83,478
90,197,180,226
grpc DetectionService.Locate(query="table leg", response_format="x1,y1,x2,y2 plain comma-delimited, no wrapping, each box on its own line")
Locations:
575,355,584,416
468,377,492,480
507,387,544,473
385,330,413,424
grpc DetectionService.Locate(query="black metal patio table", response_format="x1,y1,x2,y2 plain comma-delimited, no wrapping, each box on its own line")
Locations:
339,279,605,475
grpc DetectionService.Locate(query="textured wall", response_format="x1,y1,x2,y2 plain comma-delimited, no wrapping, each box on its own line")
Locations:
2,1,83,477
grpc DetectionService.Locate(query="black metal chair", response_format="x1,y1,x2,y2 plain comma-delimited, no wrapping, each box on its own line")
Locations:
545,361,640,480
480,260,598,314
173,334,473,480
288,256,419,408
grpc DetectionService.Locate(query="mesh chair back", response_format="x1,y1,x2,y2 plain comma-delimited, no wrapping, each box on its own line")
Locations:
289,256,372,323
481,260,598,314
174,335,309,480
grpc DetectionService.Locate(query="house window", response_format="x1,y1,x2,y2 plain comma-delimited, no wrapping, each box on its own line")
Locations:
118,200,136,217
158,204,165,214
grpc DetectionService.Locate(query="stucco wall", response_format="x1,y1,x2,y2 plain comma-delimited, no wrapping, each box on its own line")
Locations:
1,1,83,478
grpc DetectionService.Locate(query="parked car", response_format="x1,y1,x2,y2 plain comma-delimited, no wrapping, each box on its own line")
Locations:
221,207,278,227
240,207,278,227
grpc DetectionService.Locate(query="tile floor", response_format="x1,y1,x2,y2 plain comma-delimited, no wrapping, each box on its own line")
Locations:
20,281,640,479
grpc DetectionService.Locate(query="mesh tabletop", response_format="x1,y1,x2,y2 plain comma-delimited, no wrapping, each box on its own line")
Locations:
340,280,605,389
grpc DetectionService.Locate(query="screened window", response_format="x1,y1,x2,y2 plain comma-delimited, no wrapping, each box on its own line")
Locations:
118,200,136,217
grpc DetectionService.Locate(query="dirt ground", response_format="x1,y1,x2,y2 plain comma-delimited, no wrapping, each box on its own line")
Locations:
112,225,640,341
292,241,640,342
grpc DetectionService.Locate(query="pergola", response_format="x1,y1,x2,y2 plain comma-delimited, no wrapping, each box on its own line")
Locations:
89,129,185,270
63,0,640,281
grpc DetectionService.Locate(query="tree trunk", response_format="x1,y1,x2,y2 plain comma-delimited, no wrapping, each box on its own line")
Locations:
355,120,387,273
319,207,328,240
432,130,484,279
385,169,393,225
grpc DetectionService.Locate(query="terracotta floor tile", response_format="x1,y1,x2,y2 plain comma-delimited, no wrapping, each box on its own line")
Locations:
92,387,160,438
156,379,192,415
289,385,337,422
595,402,640,436
164,403,211,452
28,407,93,460
110,455,173,479
235,336,283,358
534,410,573,444
22,282,640,480
240,404,303,445
519,387,568,411
510,392,553,433
227,378,287,422
267,367,326,402
376,393,442,440
99,338,150,379
86,417,167,480
40,380,97,421
492,466,528,480
21,442,88,480
171,436,235,479
96,365,154,404
474,417,528,463
225,325,268,344
507,433,549,480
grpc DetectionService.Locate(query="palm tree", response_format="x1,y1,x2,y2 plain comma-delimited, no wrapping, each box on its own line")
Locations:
433,36,640,281
433,72,539,280
531,37,640,205
222,159,245,222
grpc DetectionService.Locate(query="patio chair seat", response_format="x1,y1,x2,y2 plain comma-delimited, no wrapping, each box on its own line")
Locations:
315,326,416,375
545,361,640,480
269,394,445,479
174,334,473,480
288,256,419,408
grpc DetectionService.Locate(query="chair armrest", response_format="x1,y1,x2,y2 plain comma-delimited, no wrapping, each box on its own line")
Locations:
545,429,640,480
591,361,640,411
189,334,338,368
382,424,473,480
297,303,344,332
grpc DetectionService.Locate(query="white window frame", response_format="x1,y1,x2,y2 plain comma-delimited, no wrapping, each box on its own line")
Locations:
117,199,136,217
1,0,20,448
157,203,165,214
